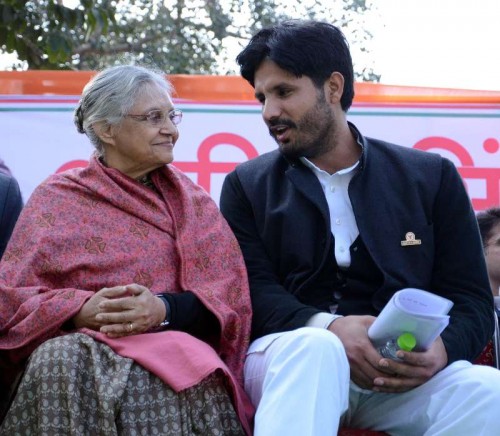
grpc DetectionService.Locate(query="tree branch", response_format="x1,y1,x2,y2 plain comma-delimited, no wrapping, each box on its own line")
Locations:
73,34,161,56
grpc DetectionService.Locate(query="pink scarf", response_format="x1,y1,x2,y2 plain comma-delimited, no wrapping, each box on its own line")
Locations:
0,156,253,432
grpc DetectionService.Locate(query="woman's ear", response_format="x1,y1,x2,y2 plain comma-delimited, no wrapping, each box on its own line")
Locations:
95,122,116,146
326,72,345,104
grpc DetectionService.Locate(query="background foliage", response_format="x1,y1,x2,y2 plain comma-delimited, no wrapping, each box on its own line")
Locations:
0,0,379,81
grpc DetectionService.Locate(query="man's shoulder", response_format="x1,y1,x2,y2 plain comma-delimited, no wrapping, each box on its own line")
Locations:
367,136,442,163
232,149,284,178
237,149,281,167
365,136,447,178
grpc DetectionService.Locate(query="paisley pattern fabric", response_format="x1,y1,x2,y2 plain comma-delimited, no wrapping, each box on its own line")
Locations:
0,156,253,432
1,334,245,435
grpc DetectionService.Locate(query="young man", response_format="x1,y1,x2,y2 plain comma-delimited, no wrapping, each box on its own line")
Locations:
220,20,500,435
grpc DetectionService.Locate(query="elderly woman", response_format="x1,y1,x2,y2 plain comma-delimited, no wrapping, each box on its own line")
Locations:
0,65,253,435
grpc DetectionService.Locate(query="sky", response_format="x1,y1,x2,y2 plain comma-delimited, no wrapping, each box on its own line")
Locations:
1,0,499,92
373,0,500,91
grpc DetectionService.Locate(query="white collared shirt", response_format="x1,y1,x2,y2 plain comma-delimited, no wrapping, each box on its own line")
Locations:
301,157,360,329
301,157,360,268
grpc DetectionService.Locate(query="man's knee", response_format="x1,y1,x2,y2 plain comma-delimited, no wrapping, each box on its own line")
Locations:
262,327,348,373
463,365,500,398
245,328,350,412
281,327,345,353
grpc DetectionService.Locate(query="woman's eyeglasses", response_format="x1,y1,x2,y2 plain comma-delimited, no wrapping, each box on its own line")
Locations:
125,109,183,126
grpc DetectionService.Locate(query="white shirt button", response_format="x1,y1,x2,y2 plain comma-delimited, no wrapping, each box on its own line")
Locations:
299,156,360,268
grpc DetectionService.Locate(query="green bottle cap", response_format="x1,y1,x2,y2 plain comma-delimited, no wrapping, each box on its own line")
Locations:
397,332,417,352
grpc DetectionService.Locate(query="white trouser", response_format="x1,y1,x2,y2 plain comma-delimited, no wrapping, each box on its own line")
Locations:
244,327,500,436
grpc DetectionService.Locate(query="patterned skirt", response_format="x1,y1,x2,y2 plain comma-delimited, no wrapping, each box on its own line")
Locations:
0,333,245,436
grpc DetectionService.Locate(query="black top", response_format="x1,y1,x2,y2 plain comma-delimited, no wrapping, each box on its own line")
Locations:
165,292,219,339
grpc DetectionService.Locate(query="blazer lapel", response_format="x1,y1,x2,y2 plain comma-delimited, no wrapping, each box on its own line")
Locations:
286,164,329,219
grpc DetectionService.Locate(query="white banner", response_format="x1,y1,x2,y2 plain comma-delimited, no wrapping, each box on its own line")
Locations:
1,95,500,210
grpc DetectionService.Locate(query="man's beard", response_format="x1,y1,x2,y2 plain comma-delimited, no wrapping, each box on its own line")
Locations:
269,90,335,161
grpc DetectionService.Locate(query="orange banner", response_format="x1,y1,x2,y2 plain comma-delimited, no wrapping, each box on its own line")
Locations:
1,71,500,104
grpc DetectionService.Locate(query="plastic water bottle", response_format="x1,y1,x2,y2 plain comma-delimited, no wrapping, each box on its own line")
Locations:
378,332,416,361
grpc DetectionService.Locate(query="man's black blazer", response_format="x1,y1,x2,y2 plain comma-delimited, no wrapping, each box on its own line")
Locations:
220,123,493,365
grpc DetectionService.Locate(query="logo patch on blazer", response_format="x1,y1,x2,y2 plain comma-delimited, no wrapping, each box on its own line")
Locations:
401,232,422,246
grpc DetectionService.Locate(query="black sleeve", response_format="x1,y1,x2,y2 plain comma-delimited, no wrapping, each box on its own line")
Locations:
0,174,24,259
164,291,220,339
432,159,494,363
220,170,320,340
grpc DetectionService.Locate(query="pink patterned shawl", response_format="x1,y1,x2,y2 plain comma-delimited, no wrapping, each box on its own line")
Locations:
0,156,253,432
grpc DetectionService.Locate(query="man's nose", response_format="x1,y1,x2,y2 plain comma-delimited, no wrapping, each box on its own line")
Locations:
262,98,282,122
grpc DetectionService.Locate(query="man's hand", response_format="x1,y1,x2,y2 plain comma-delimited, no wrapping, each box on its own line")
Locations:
328,315,388,389
327,315,448,392
371,337,448,393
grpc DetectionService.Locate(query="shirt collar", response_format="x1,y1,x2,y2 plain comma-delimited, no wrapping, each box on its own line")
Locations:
300,156,359,177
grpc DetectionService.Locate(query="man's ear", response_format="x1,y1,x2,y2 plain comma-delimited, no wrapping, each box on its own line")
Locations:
326,72,345,104
95,122,116,146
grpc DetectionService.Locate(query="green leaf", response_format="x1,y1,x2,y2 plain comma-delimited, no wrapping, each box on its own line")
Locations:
67,9,79,28
2,5,15,24
92,8,103,30
5,28,16,51
86,9,96,32
81,0,93,10
15,39,28,59
45,33,72,64
99,9,109,34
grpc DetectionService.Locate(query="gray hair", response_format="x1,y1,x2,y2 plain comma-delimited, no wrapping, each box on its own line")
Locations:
74,65,173,156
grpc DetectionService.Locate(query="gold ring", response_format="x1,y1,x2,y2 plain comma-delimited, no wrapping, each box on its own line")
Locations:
127,322,133,333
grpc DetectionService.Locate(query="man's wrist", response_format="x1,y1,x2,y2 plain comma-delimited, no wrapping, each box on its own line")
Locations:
326,314,343,329
306,313,343,329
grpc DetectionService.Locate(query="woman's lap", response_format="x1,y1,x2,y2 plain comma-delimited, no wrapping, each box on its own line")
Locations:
1,333,244,436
